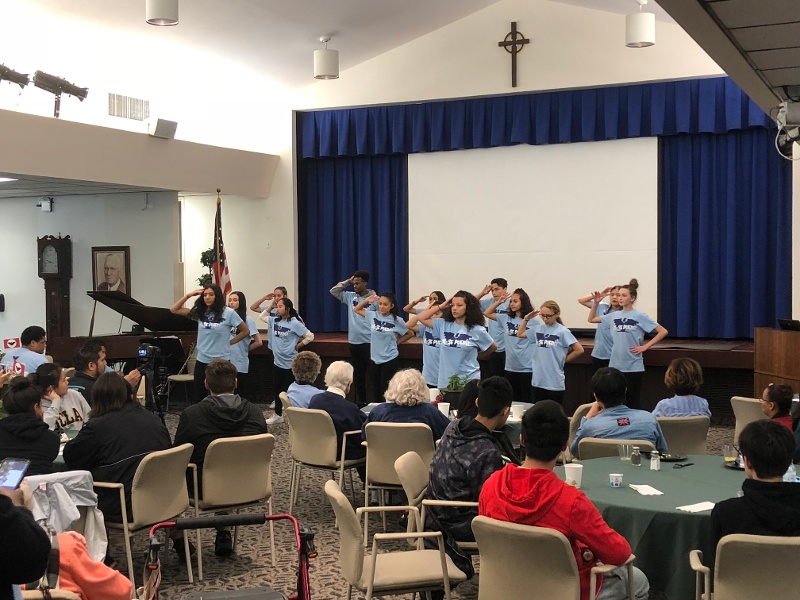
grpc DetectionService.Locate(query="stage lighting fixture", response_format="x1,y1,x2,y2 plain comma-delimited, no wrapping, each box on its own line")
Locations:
0,64,30,88
33,71,88,117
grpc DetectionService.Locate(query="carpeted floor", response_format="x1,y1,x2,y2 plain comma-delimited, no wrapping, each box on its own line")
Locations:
126,406,734,600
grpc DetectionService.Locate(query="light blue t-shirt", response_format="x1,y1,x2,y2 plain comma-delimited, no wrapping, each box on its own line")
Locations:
480,297,510,352
523,321,578,391
602,309,659,373
259,305,303,349
268,316,310,369
365,309,408,364
417,321,441,387
195,307,243,363
495,313,532,373
0,347,48,376
652,395,711,418
432,319,494,389
336,290,376,344
229,315,258,374
570,405,669,457
590,302,615,360
287,382,321,408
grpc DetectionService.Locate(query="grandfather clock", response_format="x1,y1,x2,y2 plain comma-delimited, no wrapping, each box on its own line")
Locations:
37,235,72,340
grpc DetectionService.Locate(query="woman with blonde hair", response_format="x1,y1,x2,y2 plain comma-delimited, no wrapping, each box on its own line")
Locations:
360,369,451,441
518,300,584,405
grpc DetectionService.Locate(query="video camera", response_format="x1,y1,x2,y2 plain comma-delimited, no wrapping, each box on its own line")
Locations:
136,343,168,424
137,343,162,373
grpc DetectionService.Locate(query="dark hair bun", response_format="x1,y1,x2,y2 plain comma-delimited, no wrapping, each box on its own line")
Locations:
628,278,639,291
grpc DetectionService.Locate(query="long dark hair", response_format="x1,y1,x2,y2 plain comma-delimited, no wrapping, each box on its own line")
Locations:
229,290,248,321
190,284,225,320
430,290,446,305
33,362,63,394
89,373,137,419
510,288,534,319
277,298,300,321
379,292,399,321
444,290,485,329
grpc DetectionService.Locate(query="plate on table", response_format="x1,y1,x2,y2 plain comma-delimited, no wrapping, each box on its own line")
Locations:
723,460,745,470
659,453,688,462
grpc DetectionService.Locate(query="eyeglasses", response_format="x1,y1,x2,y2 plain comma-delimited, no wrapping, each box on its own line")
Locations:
539,313,556,318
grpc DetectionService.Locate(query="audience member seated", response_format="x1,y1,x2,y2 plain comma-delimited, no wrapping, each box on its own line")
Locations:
33,363,91,431
652,358,711,418
710,419,800,553
426,376,520,544
480,400,650,600
759,383,794,431
52,531,133,600
63,373,171,525
0,378,59,475
173,358,267,557
361,369,451,442
454,379,480,419
0,326,48,377
67,340,140,404
0,486,51,600
286,351,322,408
308,361,367,480
570,367,668,459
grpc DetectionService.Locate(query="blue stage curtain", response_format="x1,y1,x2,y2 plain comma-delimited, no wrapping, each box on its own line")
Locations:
298,77,771,159
659,128,792,338
298,155,408,333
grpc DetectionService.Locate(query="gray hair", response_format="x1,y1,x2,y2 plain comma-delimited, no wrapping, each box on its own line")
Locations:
384,369,427,406
324,361,354,391
291,351,322,384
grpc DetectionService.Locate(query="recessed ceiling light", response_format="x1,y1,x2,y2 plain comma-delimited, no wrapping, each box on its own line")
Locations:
0,178,18,183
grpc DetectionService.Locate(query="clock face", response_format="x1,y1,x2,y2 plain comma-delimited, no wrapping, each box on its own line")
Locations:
42,245,58,274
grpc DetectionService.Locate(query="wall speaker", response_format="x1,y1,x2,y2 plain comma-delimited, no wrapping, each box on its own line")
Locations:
148,118,178,139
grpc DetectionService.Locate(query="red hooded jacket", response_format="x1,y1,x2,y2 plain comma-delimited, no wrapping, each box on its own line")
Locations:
479,464,631,600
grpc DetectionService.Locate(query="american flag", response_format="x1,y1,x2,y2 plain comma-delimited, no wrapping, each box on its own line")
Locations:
212,195,232,298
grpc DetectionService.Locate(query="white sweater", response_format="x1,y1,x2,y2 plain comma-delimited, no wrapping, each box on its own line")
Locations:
41,390,91,431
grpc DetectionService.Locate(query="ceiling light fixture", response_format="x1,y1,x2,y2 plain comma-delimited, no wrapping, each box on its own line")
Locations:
626,0,655,48
0,64,30,88
33,71,88,118
146,0,179,26
314,37,339,80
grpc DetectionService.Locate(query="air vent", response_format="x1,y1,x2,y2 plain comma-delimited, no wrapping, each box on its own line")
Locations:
108,93,150,121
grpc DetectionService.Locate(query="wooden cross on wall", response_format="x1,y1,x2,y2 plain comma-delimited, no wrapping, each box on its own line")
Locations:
498,22,530,88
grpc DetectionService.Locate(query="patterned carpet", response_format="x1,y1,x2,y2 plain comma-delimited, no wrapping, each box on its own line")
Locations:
127,406,734,600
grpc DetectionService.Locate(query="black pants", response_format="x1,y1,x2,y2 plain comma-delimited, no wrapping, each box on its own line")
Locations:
488,351,506,379
370,357,400,404
235,371,249,399
590,356,610,374
272,365,294,415
532,386,565,405
623,371,644,410
349,343,371,406
192,360,209,404
505,371,532,404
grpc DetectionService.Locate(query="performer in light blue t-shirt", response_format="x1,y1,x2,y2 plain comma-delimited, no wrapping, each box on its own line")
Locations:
354,293,415,402
476,278,510,378
484,288,534,403
411,290,497,390
519,300,584,405
579,285,623,373
404,292,447,388
588,279,668,409
227,291,263,396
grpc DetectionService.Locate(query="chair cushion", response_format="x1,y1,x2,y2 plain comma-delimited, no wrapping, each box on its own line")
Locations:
357,549,467,591
168,375,194,382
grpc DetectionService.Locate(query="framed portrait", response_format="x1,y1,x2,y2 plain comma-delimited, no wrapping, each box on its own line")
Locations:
92,246,131,295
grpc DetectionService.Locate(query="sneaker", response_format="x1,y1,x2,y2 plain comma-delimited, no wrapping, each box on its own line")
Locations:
267,401,275,409
266,414,284,425
215,529,234,557
173,539,196,561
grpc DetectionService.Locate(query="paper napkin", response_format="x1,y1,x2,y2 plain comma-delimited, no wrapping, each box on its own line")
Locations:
629,484,664,496
676,501,715,513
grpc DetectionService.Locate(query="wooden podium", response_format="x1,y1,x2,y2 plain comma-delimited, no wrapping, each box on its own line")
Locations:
754,327,800,395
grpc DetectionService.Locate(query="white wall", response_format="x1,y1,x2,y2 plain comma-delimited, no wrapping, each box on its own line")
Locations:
0,192,179,339
408,138,659,326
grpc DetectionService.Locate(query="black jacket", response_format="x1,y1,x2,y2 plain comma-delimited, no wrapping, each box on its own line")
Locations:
62,403,171,522
0,413,59,476
174,393,267,495
0,494,51,600
67,372,97,404
710,477,800,555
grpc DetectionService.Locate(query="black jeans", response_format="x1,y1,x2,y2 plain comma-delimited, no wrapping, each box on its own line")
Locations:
488,350,506,378
532,387,565,405
505,371,532,404
192,360,209,404
349,343,371,406
623,371,644,410
272,365,294,415
370,357,400,404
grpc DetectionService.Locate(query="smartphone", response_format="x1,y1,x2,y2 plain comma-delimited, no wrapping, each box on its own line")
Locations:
0,458,30,490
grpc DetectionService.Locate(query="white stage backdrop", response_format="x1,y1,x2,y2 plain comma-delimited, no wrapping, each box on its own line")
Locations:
407,137,659,329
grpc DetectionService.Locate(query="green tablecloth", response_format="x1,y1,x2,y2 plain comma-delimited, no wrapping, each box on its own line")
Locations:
53,429,79,471
556,455,746,600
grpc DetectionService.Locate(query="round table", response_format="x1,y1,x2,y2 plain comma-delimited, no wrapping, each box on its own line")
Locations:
556,455,746,600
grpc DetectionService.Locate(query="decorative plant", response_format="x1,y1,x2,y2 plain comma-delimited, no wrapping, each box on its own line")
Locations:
197,248,214,288
444,373,470,393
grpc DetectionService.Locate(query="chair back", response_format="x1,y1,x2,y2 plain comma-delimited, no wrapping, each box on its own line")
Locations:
656,416,710,455
577,438,656,460
324,480,365,585
130,443,193,528
568,403,594,447
365,423,435,486
63,367,76,379
472,516,580,600
285,407,339,467
201,434,274,507
394,451,429,508
185,344,198,376
730,396,764,445
279,392,292,411
714,534,800,599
